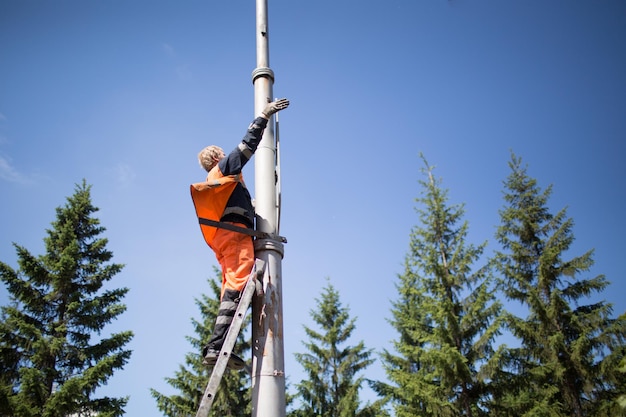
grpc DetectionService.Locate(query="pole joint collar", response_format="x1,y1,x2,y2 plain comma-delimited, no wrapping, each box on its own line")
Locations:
254,238,284,258
252,67,275,84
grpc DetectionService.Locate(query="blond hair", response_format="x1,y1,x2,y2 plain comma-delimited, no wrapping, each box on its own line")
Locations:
198,145,224,172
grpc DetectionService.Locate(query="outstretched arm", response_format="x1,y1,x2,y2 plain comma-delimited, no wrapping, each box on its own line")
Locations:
220,98,290,175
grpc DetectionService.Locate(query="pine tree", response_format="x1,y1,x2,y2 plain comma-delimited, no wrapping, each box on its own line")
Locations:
618,356,626,412
377,157,502,417
290,280,386,417
0,180,133,417
151,268,250,416
492,154,626,417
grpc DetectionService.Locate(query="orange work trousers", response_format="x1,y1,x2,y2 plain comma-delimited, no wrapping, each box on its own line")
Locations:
211,223,254,297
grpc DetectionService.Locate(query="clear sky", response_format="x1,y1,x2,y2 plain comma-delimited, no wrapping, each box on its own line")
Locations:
1,0,625,415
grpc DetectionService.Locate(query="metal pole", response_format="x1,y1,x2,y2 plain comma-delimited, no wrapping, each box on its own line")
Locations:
251,0,286,416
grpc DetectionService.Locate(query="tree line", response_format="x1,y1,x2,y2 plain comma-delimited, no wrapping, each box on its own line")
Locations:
1,154,624,416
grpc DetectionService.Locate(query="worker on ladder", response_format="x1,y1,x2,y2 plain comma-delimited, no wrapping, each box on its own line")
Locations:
191,98,290,370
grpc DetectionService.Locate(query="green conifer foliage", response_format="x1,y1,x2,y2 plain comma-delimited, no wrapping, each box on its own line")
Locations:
492,154,626,417
291,281,386,417
0,180,133,417
378,157,502,417
151,268,250,417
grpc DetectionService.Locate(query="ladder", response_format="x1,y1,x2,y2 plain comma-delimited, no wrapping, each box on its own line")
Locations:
195,259,265,417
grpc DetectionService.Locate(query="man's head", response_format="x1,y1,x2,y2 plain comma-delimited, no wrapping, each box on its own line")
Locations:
198,145,225,172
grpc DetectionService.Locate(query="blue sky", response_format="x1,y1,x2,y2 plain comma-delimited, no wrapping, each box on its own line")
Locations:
1,0,625,415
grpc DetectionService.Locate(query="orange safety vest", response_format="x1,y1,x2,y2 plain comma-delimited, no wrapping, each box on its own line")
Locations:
190,166,243,249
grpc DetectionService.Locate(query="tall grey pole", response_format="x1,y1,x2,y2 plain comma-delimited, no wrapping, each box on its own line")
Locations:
251,0,286,416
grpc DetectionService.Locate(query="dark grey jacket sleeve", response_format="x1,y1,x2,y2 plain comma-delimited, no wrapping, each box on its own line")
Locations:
218,117,268,176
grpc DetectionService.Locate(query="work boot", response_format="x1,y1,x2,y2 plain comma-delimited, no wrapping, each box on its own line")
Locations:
203,348,246,370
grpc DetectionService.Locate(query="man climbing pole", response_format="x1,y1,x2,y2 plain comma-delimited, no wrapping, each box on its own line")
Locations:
191,98,290,370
